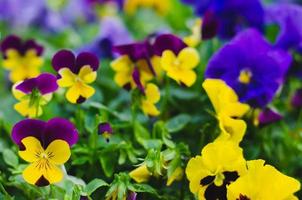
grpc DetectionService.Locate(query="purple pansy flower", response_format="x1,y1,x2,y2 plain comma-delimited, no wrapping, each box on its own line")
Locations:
182,0,264,39
12,118,79,149
1,35,43,58
98,122,113,142
257,108,283,126
266,3,302,52
205,29,292,108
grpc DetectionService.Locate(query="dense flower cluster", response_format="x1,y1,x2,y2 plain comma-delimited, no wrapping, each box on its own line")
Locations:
0,0,302,199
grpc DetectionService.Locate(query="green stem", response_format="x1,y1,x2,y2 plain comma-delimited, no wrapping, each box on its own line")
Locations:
160,77,170,118
0,182,12,199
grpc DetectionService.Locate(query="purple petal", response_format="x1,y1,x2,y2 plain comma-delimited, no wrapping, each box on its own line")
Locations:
23,39,44,56
75,52,100,72
11,119,47,149
36,73,59,94
127,192,137,200
132,68,145,94
98,122,113,135
258,108,282,126
0,35,22,57
15,73,58,95
153,34,187,56
11,118,78,149
291,89,302,108
202,10,219,40
113,41,153,61
52,49,76,72
43,118,79,147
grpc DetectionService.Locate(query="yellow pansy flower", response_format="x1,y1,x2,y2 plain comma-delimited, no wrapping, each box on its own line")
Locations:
124,0,170,15
227,159,301,200
52,50,100,104
19,137,71,186
140,83,160,116
0,35,44,83
186,140,246,200
161,47,200,87
202,79,250,144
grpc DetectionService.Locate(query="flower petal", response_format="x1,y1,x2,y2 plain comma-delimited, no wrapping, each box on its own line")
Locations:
52,50,76,72
19,137,43,163
179,70,197,87
178,47,200,69
78,65,97,84
75,52,99,72
58,68,76,87
46,140,71,165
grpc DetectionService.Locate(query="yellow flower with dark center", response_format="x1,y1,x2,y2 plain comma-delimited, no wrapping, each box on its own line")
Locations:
161,47,200,87
186,140,246,200
52,50,100,104
12,73,58,118
19,136,71,186
140,83,160,116
0,35,44,83
184,19,202,47
202,79,250,144
124,0,170,15
227,159,301,200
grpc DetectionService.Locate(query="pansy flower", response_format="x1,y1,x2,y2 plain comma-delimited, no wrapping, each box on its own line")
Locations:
12,118,79,186
12,73,58,118
181,0,264,39
266,4,302,52
111,37,162,92
98,122,113,142
205,29,292,108
227,159,301,200
154,34,200,87
186,140,246,200
203,79,250,144
0,35,44,83
140,83,160,116
52,50,100,104
124,0,170,15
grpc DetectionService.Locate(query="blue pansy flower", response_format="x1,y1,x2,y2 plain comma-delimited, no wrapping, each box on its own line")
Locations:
205,28,292,108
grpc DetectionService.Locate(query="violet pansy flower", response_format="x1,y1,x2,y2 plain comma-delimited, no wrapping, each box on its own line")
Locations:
12,73,58,118
182,0,264,39
205,29,292,108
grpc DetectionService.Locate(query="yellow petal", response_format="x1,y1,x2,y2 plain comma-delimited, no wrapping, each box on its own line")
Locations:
111,56,133,72
12,82,26,100
19,137,43,163
65,83,95,103
14,100,43,118
178,47,200,70
65,85,81,104
58,68,76,87
217,114,247,144
161,50,177,71
145,83,160,103
22,163,45,185
141,101,160,116
179,70,197,87
78,65,97,84
114,72,132,87
46,140,71,165
129,164,151,183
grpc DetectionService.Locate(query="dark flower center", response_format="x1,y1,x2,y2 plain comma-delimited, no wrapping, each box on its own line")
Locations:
200,171,239,200
237,194,250,200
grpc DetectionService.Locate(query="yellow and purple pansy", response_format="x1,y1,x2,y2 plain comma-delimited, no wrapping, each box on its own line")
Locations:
0,35,44,83
111,38,161,93
186,140,246,200
156,34,200,87
52,50,100,104
227,159,301,200
11,118,79,186
98,122,113,142
12,73,58,118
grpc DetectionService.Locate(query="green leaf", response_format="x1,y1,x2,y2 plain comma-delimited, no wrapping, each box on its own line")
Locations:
99,151,117,177
130,184,159,197
85,179,108,195
165,114,191,133
2,149,18,168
